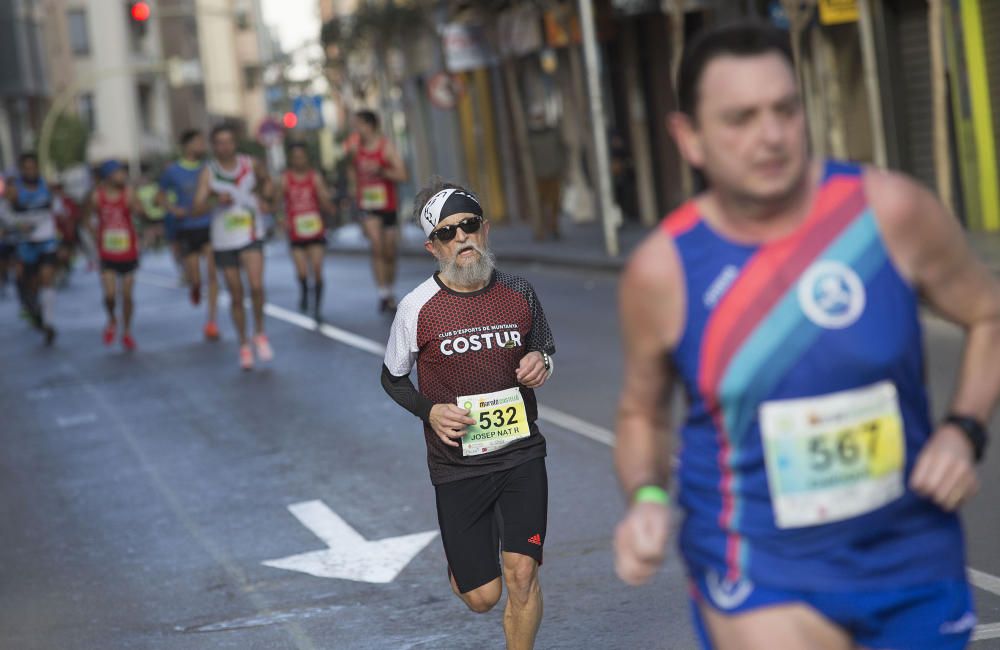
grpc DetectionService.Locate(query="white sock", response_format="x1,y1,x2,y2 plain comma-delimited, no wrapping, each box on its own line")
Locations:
40,287,55,325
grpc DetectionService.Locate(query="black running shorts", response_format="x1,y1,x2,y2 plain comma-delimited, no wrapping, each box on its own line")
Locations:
361,209,398,228
100,259,138,275
213,241,263,268
434,457,547,594
177,227,211,256
290,237,326,249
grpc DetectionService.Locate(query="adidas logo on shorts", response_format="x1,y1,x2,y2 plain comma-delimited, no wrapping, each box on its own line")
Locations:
527,534,542,546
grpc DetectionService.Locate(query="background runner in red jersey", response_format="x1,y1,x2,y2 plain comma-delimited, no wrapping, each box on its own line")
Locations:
87,160,140,351
347,110,407,313
279,143,336,322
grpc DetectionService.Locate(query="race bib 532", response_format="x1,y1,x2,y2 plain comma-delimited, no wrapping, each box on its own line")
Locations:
458,387,530,457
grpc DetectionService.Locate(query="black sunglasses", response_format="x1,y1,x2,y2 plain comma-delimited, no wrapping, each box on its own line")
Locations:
429,215,484,242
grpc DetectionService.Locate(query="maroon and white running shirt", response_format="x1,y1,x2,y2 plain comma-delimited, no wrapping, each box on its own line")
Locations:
384,270,555,485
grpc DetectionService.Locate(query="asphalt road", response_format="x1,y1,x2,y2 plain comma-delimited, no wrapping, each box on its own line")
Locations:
1,243,998,649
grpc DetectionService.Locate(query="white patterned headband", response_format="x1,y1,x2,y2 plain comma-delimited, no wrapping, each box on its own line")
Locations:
419,188,483,237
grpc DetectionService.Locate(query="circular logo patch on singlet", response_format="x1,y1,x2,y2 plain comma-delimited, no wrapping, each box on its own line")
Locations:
797,260,866,329
705,569,754,610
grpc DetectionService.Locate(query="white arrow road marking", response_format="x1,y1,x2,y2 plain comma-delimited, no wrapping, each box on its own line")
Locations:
262,500,438,584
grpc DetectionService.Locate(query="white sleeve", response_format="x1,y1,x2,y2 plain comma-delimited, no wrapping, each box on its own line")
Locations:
384,306,418,377
383,276,439,377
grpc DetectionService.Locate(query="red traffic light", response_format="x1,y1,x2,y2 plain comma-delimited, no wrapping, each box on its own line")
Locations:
282,112,298,129
131,2,151,22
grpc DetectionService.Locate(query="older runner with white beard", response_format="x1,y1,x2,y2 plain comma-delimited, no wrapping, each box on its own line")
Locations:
381,180,556,650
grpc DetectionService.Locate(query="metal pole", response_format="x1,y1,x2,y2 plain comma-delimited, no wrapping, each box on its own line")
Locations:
857,0,888,167
928,0,953,210
577,0,618,257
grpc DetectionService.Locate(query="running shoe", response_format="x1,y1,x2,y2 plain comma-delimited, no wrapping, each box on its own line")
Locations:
239,344,254,370
254,334,273,362
103,322,116,345
190,283,201,306
121,333,136,351
204,321,220,341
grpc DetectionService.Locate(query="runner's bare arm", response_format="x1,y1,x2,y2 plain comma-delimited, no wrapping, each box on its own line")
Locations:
868,169,1000,509
253,159,274,212
192,167,214,216
272,176,287,232
381,143,408,184
127,187,143,219
615,231,684,495
614,231,685,585
314,175,337,216
84,192,98,241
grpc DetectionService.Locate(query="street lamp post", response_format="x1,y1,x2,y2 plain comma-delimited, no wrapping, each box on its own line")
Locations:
577,0,618,257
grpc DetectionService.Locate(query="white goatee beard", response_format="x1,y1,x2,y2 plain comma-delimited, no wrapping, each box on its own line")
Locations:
438,243,495,288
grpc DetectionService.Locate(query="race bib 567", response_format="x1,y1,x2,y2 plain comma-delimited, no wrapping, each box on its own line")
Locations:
760,381,905,529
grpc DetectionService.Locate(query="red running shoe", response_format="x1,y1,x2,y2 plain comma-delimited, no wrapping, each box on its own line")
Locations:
121,333,136,351
103,322,116,345
204,321,220,341
239,344,254,371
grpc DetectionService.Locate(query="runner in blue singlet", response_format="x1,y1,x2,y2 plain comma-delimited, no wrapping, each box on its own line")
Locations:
614,22,1000,650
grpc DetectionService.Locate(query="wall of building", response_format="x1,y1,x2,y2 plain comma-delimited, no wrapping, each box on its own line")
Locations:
197,0,244,120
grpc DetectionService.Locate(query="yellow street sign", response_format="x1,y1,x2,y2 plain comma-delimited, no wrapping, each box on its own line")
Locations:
818,0,859,25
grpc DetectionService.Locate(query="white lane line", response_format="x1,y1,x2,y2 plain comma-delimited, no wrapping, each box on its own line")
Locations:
537,404,615,447
969,568,1000,597
56,413,98,428
974,622,1000,641
263,303,387,357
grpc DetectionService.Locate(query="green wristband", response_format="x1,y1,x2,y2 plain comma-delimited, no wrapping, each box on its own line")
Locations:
633,485,669,505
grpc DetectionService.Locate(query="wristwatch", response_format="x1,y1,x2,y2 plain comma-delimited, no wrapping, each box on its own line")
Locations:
540,351,551,372
943,413,988,462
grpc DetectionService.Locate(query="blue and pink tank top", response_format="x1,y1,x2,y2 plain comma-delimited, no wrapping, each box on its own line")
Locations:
666,160,964,592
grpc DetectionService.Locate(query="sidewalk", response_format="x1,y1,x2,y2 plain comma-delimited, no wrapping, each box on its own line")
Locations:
326,217,1000,274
